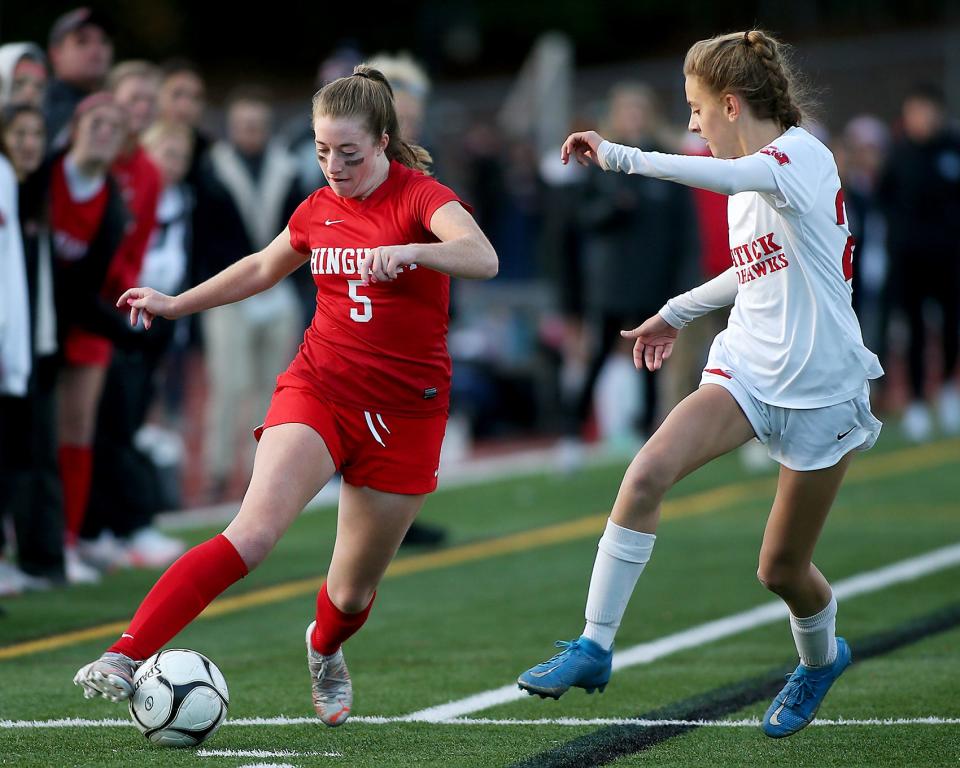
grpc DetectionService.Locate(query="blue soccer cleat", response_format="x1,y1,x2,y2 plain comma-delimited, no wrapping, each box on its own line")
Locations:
762,637,852,738
517,636,613,699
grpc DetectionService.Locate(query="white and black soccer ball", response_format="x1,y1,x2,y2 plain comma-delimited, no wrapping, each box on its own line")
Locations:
128,649,229,747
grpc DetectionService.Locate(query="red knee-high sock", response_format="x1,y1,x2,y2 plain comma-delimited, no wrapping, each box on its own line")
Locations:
59,444,92,546
311,582,375,655
109,534,248,660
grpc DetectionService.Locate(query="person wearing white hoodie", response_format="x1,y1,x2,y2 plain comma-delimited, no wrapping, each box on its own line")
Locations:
0,152,29,397
0,131,34,596
0,42,47,109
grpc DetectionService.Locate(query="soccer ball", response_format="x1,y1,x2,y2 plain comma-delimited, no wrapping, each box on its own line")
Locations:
128,649,229,747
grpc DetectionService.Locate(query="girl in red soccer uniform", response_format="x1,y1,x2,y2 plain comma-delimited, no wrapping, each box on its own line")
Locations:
74,67,498,726
50,93,132,584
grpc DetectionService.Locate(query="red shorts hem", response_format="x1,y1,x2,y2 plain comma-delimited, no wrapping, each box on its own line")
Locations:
255,377,446,496
339,470,439,496
63,328,113,367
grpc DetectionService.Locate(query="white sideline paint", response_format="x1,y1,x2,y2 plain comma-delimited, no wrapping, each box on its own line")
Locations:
2,715,959,729
236,764,296,768
197,749,341,758
3,544,958,735
402,541,960,722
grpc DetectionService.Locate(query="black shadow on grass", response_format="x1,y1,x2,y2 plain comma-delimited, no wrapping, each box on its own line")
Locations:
509,601,960,768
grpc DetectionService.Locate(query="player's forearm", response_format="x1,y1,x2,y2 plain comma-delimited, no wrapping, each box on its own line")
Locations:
410,236,498,280
172,252,276,317
598,141,778,196
659,267,738,329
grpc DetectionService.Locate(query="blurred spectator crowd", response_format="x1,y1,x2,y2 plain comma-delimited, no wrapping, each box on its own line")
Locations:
1,9,958,596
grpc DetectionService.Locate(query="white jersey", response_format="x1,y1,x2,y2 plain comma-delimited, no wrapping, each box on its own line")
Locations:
599,127,884,408
718,127,882,407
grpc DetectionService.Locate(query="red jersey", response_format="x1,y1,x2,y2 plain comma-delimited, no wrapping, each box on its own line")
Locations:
286,160,466,416
107,146,161,298
50,156,109,263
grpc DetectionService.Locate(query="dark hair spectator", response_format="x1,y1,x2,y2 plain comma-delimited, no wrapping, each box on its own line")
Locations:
43,8,113,152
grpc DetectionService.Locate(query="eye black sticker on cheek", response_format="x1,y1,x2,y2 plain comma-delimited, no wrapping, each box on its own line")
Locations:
344,156,365,167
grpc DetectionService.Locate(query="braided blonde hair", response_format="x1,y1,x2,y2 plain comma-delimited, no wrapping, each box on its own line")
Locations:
683,30,812,129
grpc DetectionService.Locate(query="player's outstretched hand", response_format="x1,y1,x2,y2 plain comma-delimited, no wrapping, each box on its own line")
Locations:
115,287,177,330
560,131,606,167
621,313,679,372
360,245,417,285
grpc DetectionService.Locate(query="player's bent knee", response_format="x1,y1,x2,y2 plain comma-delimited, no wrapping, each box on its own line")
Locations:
326,583,375,614
221,529,278,571
622,453,673,506
756,558,805,595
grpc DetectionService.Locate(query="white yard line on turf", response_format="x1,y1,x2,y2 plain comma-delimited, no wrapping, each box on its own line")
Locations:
235,764,297,768
3,544,959,734
2,716,959,729
197,749,341,758
401,541,960,722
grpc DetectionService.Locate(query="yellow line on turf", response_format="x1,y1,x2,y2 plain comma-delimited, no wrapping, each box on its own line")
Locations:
1,439,957,661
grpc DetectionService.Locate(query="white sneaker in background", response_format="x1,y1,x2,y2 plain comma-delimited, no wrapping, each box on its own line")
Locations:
555,437,586,475
18,569,52,592
937,385,960,436
740,438,774,473
76,531,130,571
0,560,26,597
65,547,101,585
902,401,933,443
124,527,185,569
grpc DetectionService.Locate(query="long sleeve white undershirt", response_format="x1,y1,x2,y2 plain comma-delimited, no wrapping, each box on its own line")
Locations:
594,141,768,329
659,267,738,329
598,140,779,197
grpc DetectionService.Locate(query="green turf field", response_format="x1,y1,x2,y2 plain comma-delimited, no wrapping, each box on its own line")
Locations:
2,436,959,767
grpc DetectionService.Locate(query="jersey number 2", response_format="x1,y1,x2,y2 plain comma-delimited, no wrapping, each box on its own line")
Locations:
347,280,372,323
835,189,854,282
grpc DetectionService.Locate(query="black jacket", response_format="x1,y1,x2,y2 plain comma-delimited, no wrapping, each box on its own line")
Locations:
878,129,960,257
578,142,699,315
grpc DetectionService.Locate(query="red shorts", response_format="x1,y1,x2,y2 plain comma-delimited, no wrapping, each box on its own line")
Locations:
63,328,113,367
254,373,447,495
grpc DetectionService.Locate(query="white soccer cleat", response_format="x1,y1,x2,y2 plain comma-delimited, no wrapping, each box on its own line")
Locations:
124,527,185,569
902,402,933,443
938,386,960,436
76,531,130,571
73,651,139,702
305,621,352,726
64,547,101,585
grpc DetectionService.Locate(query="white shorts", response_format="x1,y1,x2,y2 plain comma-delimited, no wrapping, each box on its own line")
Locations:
699,363,883,472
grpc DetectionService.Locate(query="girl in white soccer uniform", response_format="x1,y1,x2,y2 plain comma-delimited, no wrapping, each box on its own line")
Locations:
518,30,882,738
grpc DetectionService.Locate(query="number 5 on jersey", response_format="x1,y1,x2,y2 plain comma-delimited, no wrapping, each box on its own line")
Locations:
347,280,372,323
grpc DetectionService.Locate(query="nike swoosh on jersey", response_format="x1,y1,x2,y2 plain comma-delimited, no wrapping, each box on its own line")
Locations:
836,427,856,440
324,219,344,226
121,633,134,639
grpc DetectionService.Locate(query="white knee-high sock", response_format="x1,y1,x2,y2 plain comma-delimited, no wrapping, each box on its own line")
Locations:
790,593,838,667
582,519,656,651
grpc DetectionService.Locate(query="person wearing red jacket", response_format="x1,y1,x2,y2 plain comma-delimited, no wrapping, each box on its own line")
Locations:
50,92,129,584
79,61,183,570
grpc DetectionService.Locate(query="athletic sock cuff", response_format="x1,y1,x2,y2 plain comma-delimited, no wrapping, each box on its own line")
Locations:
790,593,837,632
597,519,656,564
213,534,249,579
